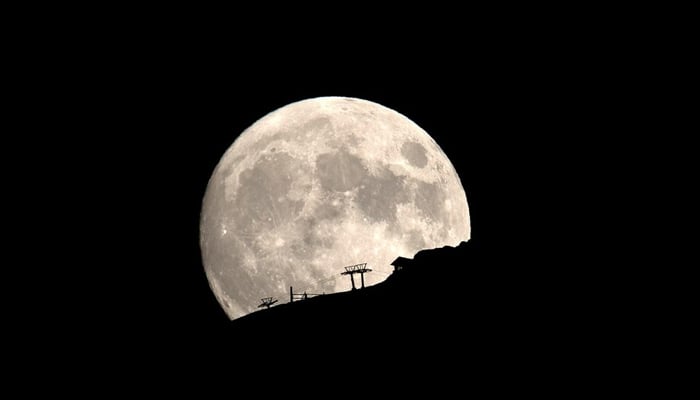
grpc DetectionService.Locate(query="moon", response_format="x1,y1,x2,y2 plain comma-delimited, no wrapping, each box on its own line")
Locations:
200,97,470,320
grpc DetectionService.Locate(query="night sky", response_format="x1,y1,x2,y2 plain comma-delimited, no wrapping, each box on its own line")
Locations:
45,32,605,361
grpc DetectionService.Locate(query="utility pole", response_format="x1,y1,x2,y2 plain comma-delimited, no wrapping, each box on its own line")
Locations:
341,263,372,290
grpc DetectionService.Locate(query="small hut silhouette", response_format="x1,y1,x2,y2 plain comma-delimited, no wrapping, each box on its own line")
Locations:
391,256,413,272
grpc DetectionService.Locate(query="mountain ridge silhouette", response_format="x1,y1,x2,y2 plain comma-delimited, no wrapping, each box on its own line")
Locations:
226,240,577,348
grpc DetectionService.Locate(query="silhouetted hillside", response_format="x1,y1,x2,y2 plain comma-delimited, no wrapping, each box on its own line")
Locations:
232,241,487,332
222,240,592,367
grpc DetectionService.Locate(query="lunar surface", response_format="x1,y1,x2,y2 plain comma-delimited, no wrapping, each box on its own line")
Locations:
200,97,470,320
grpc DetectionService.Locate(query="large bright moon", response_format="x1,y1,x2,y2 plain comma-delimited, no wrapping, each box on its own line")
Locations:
200,97,470,320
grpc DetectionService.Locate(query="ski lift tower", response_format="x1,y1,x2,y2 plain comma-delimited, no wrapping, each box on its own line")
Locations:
341,263,372,290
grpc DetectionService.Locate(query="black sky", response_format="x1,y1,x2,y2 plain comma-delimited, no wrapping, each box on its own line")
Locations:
10,10,654,387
